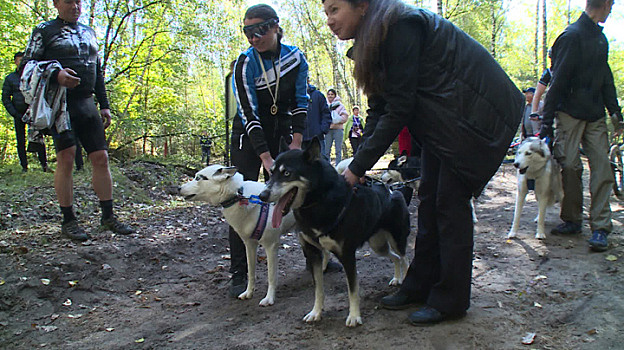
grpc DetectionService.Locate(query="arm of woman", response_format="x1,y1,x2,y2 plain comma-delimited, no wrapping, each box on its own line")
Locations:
348,20,421,177
233,53,271,156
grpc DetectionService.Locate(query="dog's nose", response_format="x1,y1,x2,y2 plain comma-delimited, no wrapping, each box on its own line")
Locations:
177,186,182,193
513,162,519,168
258,189,270,202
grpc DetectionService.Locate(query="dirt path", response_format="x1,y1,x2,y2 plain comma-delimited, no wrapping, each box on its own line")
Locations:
1,162,623,349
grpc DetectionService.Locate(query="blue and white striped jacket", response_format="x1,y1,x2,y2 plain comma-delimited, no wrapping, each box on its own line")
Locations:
232,43,308,155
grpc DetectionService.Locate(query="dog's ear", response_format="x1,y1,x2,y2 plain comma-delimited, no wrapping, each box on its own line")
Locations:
214,166,237,179
304,137,322,163
397,155,407,167
279,137,290,153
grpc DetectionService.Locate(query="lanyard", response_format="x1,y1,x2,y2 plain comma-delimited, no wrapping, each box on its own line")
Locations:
257,50,281,115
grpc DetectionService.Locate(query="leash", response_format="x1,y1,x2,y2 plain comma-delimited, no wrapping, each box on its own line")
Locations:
220,187,270,240
366,175,421,190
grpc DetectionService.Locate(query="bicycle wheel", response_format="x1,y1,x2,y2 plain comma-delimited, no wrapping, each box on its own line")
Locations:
609,144,624,199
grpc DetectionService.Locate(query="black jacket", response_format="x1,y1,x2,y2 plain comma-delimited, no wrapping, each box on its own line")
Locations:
349,9,523,194
543,12,621,126
2,71,28,119
303,85,331,141
20,17,109,108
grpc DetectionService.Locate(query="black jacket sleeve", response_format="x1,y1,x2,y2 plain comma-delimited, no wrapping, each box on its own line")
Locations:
542,32,580,129
2,76,18,118
602,64,622,120
349,20,421,177
94,56,110,110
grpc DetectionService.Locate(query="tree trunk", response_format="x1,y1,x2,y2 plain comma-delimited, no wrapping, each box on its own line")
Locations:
542,0,548,71
437,0,443,16
534,0,539,78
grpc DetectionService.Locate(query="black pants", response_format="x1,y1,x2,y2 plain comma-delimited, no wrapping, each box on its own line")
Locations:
400,146,474,314
14,117,46,170
349,136,361,154
228,132,284,276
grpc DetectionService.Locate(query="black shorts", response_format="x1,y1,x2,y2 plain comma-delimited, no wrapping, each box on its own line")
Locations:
53,96,108,154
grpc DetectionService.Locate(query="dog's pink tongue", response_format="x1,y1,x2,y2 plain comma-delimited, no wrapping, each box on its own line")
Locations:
272,193,291,228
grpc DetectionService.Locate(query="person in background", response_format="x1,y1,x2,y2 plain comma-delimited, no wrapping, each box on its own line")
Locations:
303,79,331,159
343,105,365,155
21,0,134,240
200,132,212,166
229,4,308,297
324,88,348,165
521,87,542,138
540,0,622,252
322,0,523,325
2,51,48,172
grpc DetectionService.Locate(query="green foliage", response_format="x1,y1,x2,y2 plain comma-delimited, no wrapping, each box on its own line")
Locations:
1,0,622,168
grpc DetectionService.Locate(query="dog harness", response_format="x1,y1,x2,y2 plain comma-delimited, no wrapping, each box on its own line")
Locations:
220,187,270,240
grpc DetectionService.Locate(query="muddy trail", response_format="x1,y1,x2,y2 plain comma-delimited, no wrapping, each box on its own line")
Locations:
1,160,623,349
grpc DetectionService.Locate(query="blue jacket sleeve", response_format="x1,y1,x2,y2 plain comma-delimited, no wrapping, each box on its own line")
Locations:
233,52,270,155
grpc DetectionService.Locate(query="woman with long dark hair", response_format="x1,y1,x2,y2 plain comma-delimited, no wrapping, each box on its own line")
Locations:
229,4,308,298
322,0,523,325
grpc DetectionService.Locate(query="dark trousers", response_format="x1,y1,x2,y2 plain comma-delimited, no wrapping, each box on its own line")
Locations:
15,117,47,170
14,117,28,169
349,136,361,154
400,146,474,314
228,132,282,276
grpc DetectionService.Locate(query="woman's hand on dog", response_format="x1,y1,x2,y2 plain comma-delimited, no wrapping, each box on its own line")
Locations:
260,152,274,175
343,168,364,187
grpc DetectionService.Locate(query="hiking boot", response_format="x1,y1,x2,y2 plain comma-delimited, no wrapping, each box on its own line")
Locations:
380,290,423,310
228,273,247,298
61,220,89,241
100,216,134,235
588,230,609,252
551,221,582,235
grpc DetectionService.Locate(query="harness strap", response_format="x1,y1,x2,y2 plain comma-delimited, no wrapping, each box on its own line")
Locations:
250,202,271,240
220,187,244,208
323,188,354,234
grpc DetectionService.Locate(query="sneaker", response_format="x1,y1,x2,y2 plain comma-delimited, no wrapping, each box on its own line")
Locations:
588,230,609,252
228,273,247,298
551,221,582,235
100,216,134,235
61,220,89,241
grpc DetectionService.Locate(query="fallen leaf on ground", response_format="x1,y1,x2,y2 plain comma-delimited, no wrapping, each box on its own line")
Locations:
605,255,617,261
533,275,547,281
587,328,598,335
534,302,542,308
522,332,536,345
40,279,50,285
62,299,72,306
68,280,78,287
135,338,145,343
105,327,115,332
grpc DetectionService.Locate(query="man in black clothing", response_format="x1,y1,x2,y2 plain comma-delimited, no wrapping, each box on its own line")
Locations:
2,52,48,172
540,0,622,252
21,0,133,241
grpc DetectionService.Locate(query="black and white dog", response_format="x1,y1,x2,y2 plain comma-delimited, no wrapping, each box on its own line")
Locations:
259,138,411,327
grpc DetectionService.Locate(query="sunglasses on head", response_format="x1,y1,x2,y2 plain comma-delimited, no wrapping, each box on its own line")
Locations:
243,18,278,39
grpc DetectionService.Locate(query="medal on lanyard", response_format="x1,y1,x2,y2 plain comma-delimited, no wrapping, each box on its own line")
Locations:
258,51,281,115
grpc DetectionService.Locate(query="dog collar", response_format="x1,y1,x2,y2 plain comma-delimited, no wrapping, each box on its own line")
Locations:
220,187,244,208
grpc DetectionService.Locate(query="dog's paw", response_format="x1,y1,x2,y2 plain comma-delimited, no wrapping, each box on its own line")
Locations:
507,230,517,239
259,296,275,307
345,314,362,327
535,232,546,240
303,310,322,323
237,290,253,300
388,277,402,286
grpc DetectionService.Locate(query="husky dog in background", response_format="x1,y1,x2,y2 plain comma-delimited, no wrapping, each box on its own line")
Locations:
259,138,411,327
508,137,563,239
180,165,297,306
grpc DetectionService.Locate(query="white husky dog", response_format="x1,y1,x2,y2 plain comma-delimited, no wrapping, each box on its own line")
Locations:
180,165,297,306
508,137,563,239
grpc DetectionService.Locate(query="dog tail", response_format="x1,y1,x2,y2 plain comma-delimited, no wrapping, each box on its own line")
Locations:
389,191,411,256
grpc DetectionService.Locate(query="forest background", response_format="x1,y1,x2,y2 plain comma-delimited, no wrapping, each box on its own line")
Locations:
0,0,622,167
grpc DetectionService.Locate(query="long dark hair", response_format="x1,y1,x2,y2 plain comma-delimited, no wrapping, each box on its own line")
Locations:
323,0,409,95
